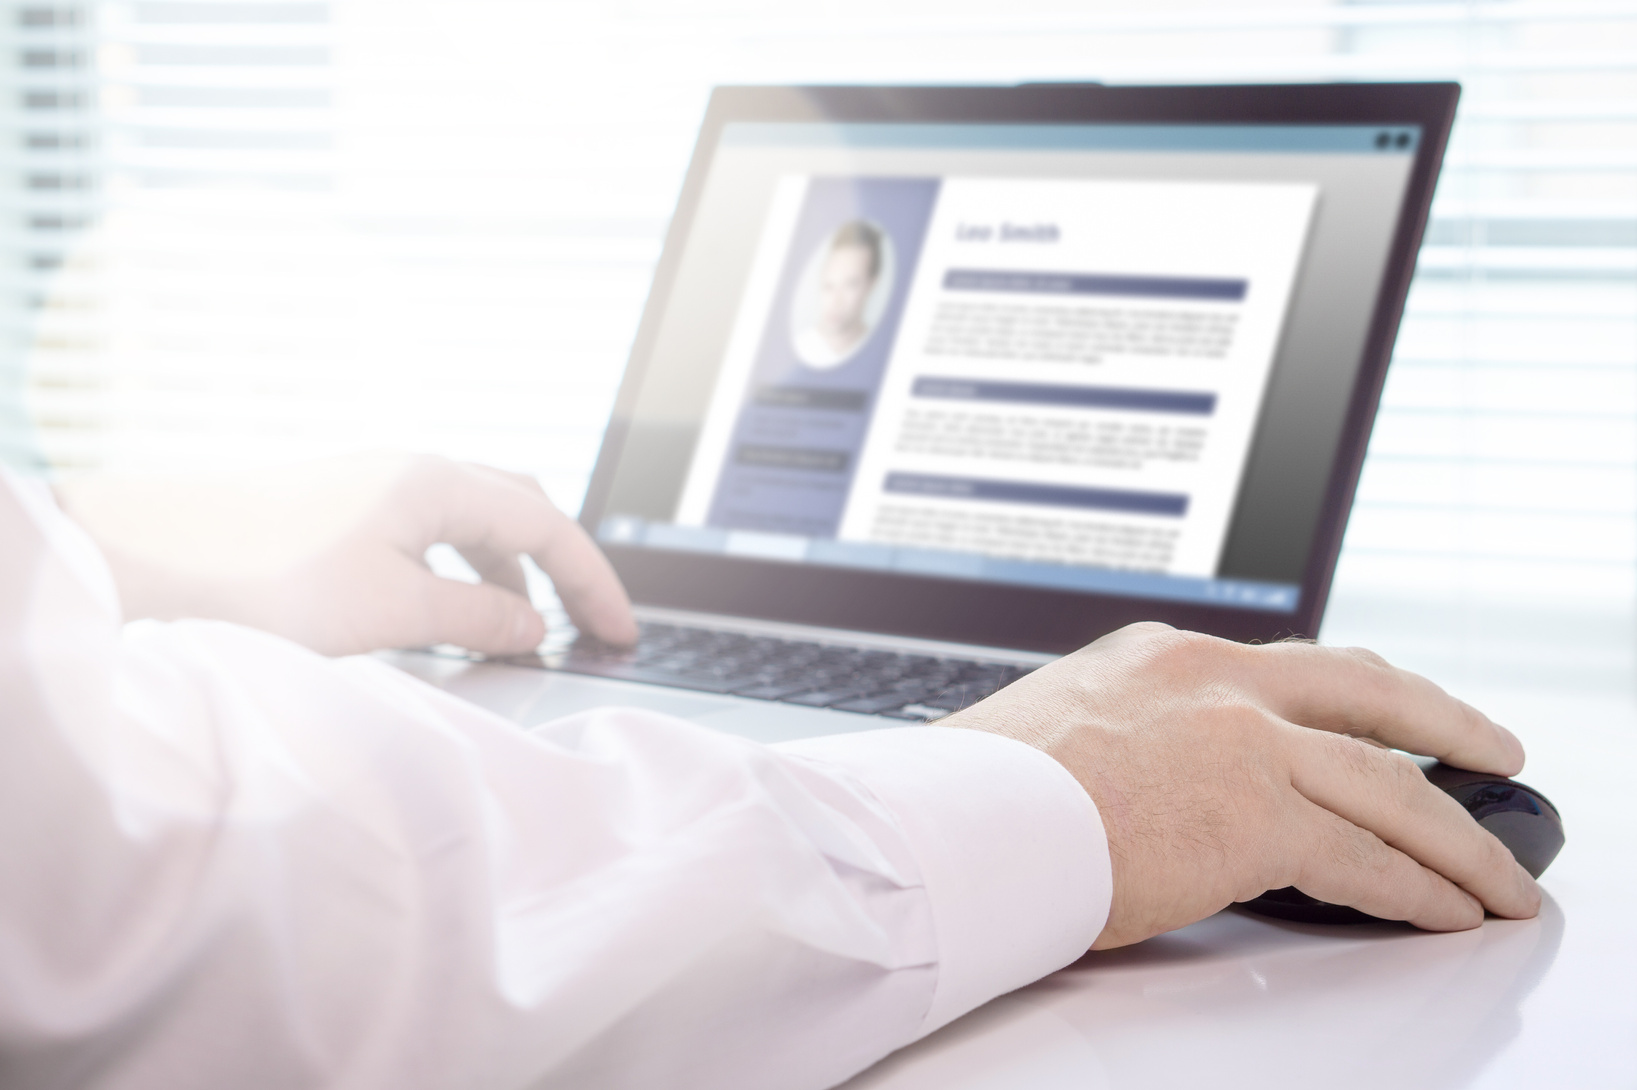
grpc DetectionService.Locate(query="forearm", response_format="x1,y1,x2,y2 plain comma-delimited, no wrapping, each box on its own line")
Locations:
7,649,1105,1088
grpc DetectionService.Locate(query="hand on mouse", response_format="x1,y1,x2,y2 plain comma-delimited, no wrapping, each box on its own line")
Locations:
53,452,638,657
946,622,1542,948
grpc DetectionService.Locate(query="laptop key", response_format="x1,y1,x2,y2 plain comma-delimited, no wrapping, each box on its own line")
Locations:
548,622,1035,712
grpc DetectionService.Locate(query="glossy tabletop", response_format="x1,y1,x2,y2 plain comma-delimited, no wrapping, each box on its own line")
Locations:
842,685,1637,1090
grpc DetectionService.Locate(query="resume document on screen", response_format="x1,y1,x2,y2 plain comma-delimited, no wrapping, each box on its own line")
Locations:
674,174,1317,579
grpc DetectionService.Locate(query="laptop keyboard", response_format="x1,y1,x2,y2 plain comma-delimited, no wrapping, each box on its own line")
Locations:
537,621,1036,720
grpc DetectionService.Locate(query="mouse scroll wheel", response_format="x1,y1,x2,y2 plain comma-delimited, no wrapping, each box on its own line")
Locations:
1461,783,1542,823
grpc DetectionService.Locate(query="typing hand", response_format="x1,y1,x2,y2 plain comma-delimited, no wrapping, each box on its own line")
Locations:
948,622,1541,948
54,452,637,657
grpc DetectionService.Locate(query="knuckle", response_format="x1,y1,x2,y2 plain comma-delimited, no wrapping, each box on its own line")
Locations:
1381,752,1435,814
1097,625,1245,682
1332,829,1375,875
1339,645,1392,672
1408,867,1448,922
1329,645,1402,703
1431,872,1481,928
1478,827,1518,874
1082,622,1190,664
1123,620,1176,637
1092,621,1176,653
1379,748,1423,790
408,450,451,476
1146,626,1221,669
1337,646,1405,706
404,452,459,492
1299,819,1374,887
1318,729,1382,779
1223,704,1279,745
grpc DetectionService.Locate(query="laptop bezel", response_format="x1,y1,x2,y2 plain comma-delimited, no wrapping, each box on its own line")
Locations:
577,82,1459,654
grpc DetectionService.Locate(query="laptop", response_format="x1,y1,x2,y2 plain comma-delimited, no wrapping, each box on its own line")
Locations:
398,81,1457,743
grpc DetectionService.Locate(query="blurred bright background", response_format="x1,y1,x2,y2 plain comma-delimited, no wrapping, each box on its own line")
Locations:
2,0,1635,693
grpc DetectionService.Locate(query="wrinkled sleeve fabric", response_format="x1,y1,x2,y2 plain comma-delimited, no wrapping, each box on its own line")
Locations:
0,470,1111,1090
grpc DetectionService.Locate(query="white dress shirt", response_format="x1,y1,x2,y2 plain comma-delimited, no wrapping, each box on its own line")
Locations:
0,469,1111,1090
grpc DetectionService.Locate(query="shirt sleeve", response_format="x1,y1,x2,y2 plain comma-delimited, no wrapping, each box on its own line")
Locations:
0,469,1111,1090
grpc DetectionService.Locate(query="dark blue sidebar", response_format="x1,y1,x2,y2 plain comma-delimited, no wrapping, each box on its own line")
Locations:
706,177,941,537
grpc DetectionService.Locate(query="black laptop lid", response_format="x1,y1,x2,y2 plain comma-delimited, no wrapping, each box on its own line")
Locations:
578,82,1457,653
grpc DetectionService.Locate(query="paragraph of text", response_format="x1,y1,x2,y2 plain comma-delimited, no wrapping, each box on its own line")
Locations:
924,301,1239,364
870,503,1180,570
896,407,1207,471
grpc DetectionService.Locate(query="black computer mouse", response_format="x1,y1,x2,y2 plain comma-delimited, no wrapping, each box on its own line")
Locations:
1239,757,1564,925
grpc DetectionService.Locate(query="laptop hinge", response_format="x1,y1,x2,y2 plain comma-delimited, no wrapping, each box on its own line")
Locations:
629,604,1058,666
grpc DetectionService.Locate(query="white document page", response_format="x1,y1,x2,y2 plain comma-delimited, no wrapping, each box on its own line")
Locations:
838,177,1318,577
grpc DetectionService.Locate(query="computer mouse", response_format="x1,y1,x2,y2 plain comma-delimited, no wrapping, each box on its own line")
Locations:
1239,757,1564,925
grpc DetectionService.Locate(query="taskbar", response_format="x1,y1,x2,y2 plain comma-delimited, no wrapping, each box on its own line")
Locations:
597,516,1300,613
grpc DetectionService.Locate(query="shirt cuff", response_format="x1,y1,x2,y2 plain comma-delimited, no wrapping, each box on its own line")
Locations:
777,725,1110,1035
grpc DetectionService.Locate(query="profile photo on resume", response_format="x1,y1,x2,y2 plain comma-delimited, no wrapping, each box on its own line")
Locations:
790,219,896,370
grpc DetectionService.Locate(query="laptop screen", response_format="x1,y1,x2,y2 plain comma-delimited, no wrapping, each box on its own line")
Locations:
591,117,1422,620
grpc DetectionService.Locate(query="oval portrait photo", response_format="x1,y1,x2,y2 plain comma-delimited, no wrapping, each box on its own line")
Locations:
789,219,897,370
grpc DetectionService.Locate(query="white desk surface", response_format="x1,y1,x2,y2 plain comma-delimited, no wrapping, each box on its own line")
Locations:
844,685,1637,1090
394,654,1637,1089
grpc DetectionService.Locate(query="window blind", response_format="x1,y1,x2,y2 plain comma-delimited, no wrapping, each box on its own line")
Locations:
5,0,1635,685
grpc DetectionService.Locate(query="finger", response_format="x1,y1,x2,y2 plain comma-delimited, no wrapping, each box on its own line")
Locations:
470,464,547,494
1283,794,1486,932
1288,726,1540,919
532,517,639,646
415,462,637,645
455,543,529,598
1245,641,1525,776
406,569,546,655
458,465,638,644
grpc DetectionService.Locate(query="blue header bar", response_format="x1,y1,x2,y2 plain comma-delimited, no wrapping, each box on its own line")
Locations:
884,472,1190,518
913,376,1217,416
720,122,1421,154
944,268,1247,301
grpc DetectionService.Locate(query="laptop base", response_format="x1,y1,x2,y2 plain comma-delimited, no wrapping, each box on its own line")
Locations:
384,650,894,744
